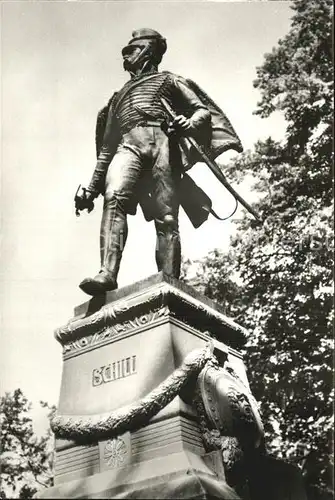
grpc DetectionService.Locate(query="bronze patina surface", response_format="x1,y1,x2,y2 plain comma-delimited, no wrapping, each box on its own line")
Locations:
75,28,243,296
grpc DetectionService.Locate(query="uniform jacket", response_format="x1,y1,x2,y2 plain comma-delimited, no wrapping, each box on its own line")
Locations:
92,72,243,228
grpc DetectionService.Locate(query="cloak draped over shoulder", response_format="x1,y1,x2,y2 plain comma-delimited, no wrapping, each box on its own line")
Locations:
94,73,243,228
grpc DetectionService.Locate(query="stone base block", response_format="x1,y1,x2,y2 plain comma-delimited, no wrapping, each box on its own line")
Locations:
41,448,240,499
41,273,250,499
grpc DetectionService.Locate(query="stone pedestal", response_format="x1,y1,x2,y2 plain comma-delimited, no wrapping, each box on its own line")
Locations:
41,273,248,498
40,272,306,499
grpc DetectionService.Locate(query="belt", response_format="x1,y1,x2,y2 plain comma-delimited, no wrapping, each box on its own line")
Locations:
120,120,163,135
135,120,162,127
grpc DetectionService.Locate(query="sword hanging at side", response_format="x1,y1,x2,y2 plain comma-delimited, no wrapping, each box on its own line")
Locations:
160,97,262,224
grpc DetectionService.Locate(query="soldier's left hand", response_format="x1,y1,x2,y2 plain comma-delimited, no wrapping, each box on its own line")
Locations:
168,115,193,135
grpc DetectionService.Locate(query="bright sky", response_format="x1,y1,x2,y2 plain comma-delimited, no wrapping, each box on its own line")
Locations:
0,1,292,431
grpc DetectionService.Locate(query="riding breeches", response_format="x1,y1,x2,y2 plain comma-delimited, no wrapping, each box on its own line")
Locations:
100,126,182,279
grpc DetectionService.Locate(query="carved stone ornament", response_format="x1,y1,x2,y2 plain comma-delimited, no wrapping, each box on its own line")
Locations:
55,279,248,358
104,437,128,468
198,362,264,449
51,342,214,442
62,307,169,359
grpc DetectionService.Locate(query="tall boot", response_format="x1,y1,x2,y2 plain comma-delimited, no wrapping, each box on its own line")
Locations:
79,197,128,295
155,214,181,279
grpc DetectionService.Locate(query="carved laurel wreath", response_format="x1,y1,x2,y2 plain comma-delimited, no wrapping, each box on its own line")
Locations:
51,342,214,441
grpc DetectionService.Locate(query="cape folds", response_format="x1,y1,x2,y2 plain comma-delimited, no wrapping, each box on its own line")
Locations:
94,72,243,227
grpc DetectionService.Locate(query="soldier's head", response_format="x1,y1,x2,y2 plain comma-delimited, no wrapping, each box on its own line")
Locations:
122,28,167,75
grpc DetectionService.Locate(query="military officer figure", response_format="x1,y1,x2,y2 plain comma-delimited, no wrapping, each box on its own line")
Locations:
76,28,242,296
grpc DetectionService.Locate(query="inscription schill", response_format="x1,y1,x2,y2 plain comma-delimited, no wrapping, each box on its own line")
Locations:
92,355,136,387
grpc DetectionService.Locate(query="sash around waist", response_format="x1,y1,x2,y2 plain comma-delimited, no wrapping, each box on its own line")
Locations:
120,119,163,135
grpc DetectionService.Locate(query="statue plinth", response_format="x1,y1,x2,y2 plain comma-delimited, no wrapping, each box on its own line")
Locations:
40,272,306,499
41,273,247,498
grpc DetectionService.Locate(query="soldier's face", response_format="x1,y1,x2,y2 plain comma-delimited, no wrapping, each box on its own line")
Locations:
122,45,143,72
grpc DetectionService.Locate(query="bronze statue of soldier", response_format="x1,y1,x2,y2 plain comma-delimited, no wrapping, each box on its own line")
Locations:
75,28,243,296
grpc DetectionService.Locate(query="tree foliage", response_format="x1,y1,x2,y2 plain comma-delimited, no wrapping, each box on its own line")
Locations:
185,1,333,498
0,389,55,499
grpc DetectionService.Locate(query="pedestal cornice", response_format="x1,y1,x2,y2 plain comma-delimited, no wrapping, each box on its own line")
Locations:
55,272,248,353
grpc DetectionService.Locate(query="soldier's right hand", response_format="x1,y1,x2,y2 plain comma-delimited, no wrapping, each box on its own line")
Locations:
75,186,95,217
